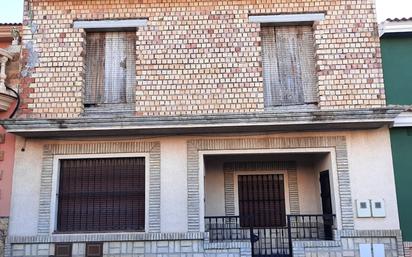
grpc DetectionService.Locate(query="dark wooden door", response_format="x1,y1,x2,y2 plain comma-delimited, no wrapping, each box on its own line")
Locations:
319,170,333,239
238,174,286,227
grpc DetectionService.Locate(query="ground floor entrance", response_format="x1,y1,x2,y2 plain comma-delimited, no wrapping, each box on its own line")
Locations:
204,152,337,257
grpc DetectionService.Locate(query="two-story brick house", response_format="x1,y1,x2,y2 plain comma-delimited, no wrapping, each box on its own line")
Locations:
0,0,406,257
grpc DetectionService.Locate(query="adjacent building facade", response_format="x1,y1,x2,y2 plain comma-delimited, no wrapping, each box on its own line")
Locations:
0,1,407,257
0,23,22,257
380,17,412,257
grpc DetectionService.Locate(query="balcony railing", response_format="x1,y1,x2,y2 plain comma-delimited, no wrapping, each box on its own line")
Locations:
205,214,336,242
205,216,249,241
288,214,336,241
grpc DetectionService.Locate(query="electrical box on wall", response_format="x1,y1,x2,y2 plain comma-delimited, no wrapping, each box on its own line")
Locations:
359,244,373,257
371,199,386,218
356,200,372,218
359,244,385,257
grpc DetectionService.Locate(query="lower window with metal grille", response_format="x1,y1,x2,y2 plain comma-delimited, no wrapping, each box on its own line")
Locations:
86,243,103,257
57,157,145,233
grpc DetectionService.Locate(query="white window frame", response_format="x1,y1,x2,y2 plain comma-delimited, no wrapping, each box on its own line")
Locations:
50,153,150,234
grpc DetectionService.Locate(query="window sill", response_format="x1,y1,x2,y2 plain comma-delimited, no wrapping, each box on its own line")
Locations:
53,230,145,235
264,103,319,113
7,232,207,244
83,103,135,117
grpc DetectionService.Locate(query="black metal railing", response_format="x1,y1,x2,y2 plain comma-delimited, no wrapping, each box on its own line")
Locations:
205,216,249,241
205,214,336,242
288,214,336,241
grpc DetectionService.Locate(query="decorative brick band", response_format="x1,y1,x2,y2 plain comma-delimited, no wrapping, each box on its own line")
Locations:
9,238,251,257
38,141,161,234
187,136,354,232
223,170,236,216
404,242,412,257
292,230,404,257
7,232,205,244
223,161,300,215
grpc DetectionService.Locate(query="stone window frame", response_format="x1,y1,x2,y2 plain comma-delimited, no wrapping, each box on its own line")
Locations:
38,141,161,235
187,136,354,232
49,153,150,234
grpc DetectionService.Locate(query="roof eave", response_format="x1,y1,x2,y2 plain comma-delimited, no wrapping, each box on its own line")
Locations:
1,108,402,138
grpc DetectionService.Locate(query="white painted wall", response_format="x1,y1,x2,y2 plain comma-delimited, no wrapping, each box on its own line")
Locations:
160,138,188,232
8,128,400,236
9,137,43,236
347,128,400,230
204,158,225,217
204,155,322,216
297,159,322,214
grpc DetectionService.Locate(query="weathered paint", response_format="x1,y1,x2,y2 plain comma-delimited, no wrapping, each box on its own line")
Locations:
0,104,16,216
0,37,20,217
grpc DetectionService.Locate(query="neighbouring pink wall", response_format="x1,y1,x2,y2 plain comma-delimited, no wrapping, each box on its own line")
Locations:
0,102,16,216
0,31,20,216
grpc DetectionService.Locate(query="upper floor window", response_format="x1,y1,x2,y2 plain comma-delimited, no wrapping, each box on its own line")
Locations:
84,31,136,111
261,25,318,108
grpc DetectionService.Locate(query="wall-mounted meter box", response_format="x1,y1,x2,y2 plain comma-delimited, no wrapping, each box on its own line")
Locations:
359,244,385,257
359,244,373,257
371,199,386,218
356,200,372,218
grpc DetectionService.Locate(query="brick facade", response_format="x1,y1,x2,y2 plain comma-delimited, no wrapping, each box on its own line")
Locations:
20,0,385,118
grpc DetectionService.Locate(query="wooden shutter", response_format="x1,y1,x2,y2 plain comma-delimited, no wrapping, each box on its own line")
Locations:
85,32,136,106
85,33,105,105
57,157,145,232
55,244,72,257
86,243,103,257
261,25,317,107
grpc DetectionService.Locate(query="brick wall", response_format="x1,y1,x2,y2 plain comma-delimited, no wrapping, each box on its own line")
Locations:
21,0,385,118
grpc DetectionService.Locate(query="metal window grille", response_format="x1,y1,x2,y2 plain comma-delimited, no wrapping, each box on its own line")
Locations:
84,32,136,107
261,25,318,107
238,174,286,228
57,157,145,233
55,243,72,257
86,243,103,257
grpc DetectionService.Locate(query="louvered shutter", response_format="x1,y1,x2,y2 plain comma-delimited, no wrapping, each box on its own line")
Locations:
57,158,145,232
85,32,136,106
261,25,317,107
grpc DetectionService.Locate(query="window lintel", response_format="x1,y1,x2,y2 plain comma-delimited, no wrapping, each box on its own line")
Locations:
249,13,325,24
73,18,148,30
